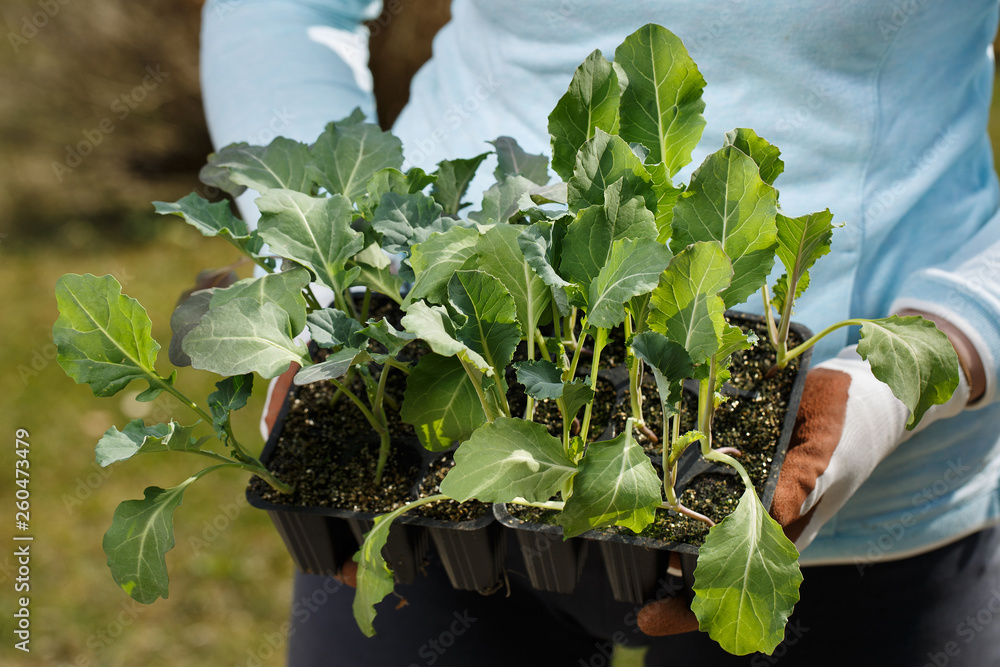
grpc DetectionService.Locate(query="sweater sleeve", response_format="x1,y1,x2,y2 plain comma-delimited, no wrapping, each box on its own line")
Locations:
200,0,382,226
891,205,1000,409
200,0,382,150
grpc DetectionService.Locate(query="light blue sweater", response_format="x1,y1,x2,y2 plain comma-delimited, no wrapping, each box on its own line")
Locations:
201,0,1000,564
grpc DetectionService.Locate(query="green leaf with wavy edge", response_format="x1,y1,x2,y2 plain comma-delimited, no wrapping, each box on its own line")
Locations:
562,380,597,424
306,308,366,349
469,175,536,224
614,24,706,177
548,49,621,182
491,136,549,185
647,162,683,243
95,419,202,467
440,417,576,503
771,271,809,317
352,499,429,637
54,273,169,400
153,193,250,244
360,318,415,357
449,270,521,371
293,347,367,385
256,189,363,295
358,167,436,218
475,224,552,337
773,209,835,315
306,109,403,201
351,243,406,299
513,359,564,400
104,479,200,604
400,301,490,373
404,225,482,307
431,152,490,216
558,423,662,537
561,178,657,289
648,242,732,363
371,191,449,255
401,353,486,451
210,267,311,337
200,137,314,196
567,129,656,213
586,237,673,329
857,316,961,428
630,331,694,410
717,324,758,361
183,297,309,379
519,219,571,288
724,128,784,186
692,485,802,656
168,290,214,367
207,373,254,438
670,145,778,307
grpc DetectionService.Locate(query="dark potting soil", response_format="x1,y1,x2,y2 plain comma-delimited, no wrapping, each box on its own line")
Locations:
509,317,801,547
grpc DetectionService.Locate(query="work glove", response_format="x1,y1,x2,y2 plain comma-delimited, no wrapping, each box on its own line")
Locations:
638,340,972,637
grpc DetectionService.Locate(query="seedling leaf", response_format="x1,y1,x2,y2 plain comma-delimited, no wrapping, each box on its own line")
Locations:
559,424,662,537
95,419,202,467
431,152,490,216
104,480,199,604
692,486,802,655
54,274,167,399
548,49,622,181
858,316,961,428
491,136,550,185
648,242,732,362
183,297,310,379
449,270,521,371
401,353,487,450
441,417,576,503
256,190,364,295
200,137,314,195
671,145,778,307
586,237,672,329
615,24,706,176
307,110,404,200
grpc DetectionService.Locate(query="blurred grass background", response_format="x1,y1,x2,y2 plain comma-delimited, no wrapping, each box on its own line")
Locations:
0,2,997,666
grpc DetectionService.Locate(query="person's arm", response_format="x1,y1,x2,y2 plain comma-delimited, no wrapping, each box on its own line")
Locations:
201,0,381,150
201,0,383,225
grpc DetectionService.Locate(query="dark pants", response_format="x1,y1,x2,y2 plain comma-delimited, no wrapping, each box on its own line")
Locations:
286,526,1000,666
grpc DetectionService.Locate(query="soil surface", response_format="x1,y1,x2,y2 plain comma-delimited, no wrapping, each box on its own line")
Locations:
251,309,805,546
509,316,803,546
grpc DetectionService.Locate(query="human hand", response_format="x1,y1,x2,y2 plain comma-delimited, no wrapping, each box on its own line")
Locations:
638,330,974,637
769,343,969,549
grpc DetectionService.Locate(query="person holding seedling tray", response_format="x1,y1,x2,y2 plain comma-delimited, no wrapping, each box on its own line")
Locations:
51,2,999,666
